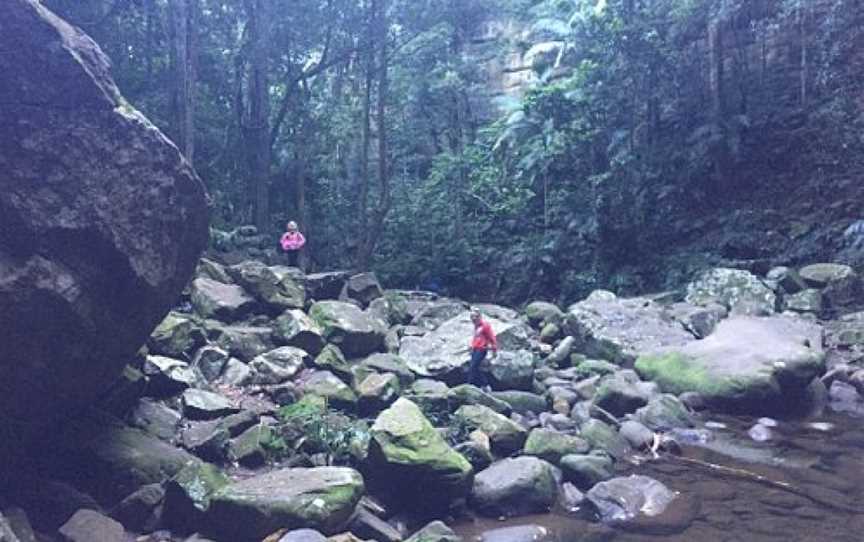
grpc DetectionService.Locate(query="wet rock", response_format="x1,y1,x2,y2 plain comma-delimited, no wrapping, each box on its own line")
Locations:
478,525,553,542
309,301,387,357
586,475,677,523
58,510,124,542
636,315,825,414
210,325,274,362
593,370,659,417
633,394,695,431
619,421,654,449
206,467,364,541
405,520,461,542
453,405,527,455
523,428,590,464
685,268,776,315
274,310,326,356
559,453,614,489
471,457,560,517
0,0,208,455
580,419,631,460
366,398,473,508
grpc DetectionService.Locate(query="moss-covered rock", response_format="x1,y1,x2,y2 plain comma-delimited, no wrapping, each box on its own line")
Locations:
206,467,364,541
453,405,527,455
366,398,473,508
470,457,559,517
635,315,825,414
164,461,230,530
309,301,387,357
523,428,590,465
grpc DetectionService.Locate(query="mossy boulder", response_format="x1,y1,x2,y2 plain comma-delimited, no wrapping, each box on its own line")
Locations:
148,312,206,358
453,405,527,455
191,278,257,322
309,301,387,357
206,467,364,541
523,428,590,465
685,267,776,315
635,315,825,414
274,310,326,356
228,260,305,313
366,398,473,508
470,457,559,517
164,461,230,530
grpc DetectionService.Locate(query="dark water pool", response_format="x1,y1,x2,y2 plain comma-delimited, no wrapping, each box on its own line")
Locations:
453,411,864,542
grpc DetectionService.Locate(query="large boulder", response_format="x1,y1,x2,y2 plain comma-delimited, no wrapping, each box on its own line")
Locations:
400,312,531,379
340,272,384,308
191,278,257,321
206,467,364,541
309,301,387,357
228,260,305,313
685,268,776,315
564,293,694,366
635,315,825,413
585,475,677,523
798,263,859,307
470,457,559,517
0,0,208,456
366,398,473,507
453,405,527,455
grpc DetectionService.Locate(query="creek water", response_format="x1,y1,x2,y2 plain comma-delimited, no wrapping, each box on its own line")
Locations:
453,410,864,542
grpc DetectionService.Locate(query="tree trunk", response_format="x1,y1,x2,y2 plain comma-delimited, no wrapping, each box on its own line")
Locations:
170,0,196,164
356,0,376,269
799,0,808,106
247,0,271,232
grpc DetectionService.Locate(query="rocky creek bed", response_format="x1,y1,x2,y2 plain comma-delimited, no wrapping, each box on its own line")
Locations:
2,259,864,542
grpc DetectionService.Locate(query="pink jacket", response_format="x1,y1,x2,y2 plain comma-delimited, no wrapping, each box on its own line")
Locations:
280,231,306,251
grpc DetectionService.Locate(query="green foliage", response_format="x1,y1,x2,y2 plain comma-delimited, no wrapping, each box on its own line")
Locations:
276,395,370,466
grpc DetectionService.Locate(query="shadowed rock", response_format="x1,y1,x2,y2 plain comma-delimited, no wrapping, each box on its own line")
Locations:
0,0,208,456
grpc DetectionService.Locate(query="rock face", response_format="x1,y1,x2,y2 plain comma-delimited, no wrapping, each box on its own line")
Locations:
636,315,825,413
206,467,364,541
0,1,208,454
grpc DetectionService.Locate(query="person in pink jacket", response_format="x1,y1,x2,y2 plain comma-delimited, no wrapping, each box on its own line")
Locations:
280,221,306,267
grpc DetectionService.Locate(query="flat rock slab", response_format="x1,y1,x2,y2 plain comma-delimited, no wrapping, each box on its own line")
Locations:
636,315,825,413
0,0,208,455
207,467,364,541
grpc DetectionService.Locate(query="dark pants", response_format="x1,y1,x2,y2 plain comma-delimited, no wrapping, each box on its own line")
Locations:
284,250,299,267
467,348,488,387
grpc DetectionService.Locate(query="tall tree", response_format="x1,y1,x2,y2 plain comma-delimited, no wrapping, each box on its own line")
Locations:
246,0,272,232
170,0,197,164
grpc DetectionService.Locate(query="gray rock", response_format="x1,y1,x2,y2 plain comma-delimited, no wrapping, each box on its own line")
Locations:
667,302,727,339
354,353,416,388
634,394,695,431
593,370,659,417
564,296,694,365
347,508,402,542
207,468,364,540
58,510,124,542
490,391,548,415
448,385,512,415
546,336,575,367
340,273,384,308
799,263,859,306
410,301,469,330
748,423,773,442
489,350,536,390
305,271,352,301
192,346,231,382
143,355,204,396
405,520,461,542
279,529,328,542
182,389,239,420
274,310,326,355
299,371,358,410
210,325,274,362
228,260,305,313
228,424,276,467
164,462,231,531
181,420,230,462
356,372,401,414
129,399,181,441
1,508,34,542
249,347,308,385
0,0,208,456
309,301,387,357
453,405,527,455
109,483,165,533
766,266,808,294
636,315,825,414
559,454,614,489
149,312,206,359
191,278,258,321
783,289,823,314
220,358,255,387
479,525,553,542
471,457,559,517
586,475,677,523
525,302,565,328
579,419,631,460
523,428,590,464
685,268,776,315
0,512,21,542
619,420,654,449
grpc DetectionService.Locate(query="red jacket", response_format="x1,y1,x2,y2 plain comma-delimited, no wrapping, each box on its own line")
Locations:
471,319,498,352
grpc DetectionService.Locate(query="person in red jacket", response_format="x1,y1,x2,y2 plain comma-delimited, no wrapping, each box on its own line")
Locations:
467,307,498,387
